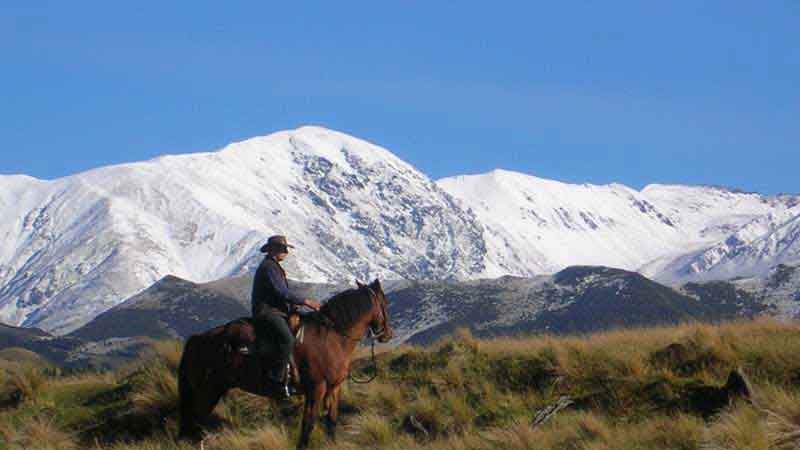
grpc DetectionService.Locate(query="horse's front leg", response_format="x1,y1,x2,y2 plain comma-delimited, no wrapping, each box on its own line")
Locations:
298,383,326,450
323,384,342,441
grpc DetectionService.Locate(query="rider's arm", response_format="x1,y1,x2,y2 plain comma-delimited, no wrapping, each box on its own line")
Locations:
265,263,305,306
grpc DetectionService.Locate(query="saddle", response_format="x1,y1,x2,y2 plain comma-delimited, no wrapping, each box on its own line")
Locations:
229,313,305,388
288,312,302,337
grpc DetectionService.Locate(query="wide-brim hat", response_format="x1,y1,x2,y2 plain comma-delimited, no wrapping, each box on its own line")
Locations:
260,235,295,253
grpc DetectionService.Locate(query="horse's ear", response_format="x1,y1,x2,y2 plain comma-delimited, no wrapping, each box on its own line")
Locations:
356,279,366,288
371,278,382,291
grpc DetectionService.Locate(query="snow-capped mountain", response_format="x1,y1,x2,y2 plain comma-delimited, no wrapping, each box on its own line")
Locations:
645,212,800,284
1,126,797,335
437,172,800,279
0,127,486,334
437,171,686,275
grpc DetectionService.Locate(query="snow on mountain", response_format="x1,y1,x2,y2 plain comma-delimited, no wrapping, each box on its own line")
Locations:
437,172,710,275
637,185,800,282
645,211,800,284
639,184,795,242
1,126,797,335
439,172,800,282
0,127,487,334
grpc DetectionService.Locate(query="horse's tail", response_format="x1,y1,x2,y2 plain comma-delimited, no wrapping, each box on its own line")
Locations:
178,334,202,440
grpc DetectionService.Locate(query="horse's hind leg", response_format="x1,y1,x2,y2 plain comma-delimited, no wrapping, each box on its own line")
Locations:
178,345,202,441
180,383,226,439
195,385,227,428
179,383,200,440
298,382,326,450
323,384,343,441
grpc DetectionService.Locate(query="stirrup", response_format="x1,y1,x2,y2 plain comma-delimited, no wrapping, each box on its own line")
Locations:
268,380,291,399
265,364,291,399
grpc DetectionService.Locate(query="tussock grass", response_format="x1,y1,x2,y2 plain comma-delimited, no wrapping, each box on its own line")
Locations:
150,340,183,373
753,385,800,450
199,425,291,450
1,319,799,449
0,415,78,450
349,380,405,415
100,437,195,450
345,412,396,447
122,340,184,419
705,405,771,450
214,389,276,429
0,363,51,405
130,361,179,417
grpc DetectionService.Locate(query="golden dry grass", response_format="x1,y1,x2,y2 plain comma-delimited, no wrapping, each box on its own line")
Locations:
0,415,78,450
1,318,799,449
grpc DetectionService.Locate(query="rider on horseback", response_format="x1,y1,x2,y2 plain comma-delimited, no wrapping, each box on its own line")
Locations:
251,235,320,396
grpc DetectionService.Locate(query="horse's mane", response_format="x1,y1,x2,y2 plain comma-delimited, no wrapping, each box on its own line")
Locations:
320,287,374,330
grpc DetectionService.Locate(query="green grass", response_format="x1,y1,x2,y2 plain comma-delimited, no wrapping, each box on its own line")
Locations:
1,318,799,449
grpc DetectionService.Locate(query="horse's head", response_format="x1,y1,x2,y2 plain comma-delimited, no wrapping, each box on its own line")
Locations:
357,278,393,343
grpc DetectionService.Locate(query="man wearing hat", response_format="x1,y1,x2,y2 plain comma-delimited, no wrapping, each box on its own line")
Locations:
251,235,320,395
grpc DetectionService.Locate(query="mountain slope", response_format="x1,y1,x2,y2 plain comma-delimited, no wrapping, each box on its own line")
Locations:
69,274,352,342
439,172,799,281
1,265,785,366
0,127,487,334
650,213,800,284
689,262,800,319
2,127,798,335
67,266,766,346
394,266,765,345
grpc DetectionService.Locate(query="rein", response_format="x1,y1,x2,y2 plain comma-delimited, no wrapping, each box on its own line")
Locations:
348,330,379,384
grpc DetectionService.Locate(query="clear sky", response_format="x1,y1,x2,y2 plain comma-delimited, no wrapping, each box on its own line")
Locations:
2,2,798,194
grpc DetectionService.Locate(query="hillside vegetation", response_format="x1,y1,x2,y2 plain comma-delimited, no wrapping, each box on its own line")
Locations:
1,319,799,449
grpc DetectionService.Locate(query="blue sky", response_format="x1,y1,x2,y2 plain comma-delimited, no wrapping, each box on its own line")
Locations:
2,2,798,193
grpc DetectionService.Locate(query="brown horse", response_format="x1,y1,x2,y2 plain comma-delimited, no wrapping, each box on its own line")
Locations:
178,278,393,449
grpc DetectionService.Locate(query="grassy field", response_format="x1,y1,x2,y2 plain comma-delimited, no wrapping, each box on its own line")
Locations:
1,318,799,449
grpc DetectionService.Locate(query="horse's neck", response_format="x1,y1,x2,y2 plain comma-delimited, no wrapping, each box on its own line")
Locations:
332,312,373,354
344,314,372,340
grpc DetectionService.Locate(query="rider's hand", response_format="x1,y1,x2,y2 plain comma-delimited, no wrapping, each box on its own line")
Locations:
304,299,321,311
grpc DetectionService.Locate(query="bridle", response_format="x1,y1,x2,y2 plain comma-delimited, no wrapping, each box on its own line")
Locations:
365,285,390,340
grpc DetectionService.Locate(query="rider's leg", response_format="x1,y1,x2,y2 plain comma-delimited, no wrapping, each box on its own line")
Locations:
250,315,271,355
262,313,295,384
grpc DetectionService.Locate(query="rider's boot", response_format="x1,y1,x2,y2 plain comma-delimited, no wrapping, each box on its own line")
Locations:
265,363,291,399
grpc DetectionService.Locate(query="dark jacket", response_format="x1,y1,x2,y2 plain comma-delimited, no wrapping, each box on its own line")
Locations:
251,256,304,317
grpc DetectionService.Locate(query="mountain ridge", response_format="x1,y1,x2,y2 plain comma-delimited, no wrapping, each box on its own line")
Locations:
1,126,798,334
2,263,784,368
0,127,489,333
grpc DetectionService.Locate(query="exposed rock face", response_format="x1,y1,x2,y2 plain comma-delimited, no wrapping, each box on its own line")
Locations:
0,127,488,334
1,127,798,335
